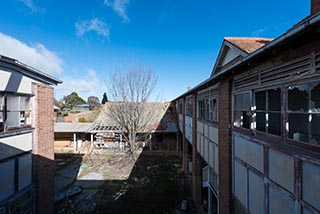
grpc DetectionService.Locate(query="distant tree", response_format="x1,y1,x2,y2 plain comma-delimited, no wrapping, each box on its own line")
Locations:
101,92,108,104
87,96,100,110
53,98,63,109
106,63,158,152
62,92,86,109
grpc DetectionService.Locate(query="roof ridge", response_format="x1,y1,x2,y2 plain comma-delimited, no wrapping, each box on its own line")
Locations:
224,37,273,40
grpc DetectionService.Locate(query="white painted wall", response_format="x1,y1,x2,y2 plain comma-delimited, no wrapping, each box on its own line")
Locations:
0,69,36,94
302,161,320,210
234,135,264,172
1,132,33,152
221,47,239,66
233,133,320,214
269,149,294,193
185,115,192,144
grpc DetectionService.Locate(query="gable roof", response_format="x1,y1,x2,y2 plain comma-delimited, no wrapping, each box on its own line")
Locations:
90,102,177,133
224,37,273,54
211,37,273,77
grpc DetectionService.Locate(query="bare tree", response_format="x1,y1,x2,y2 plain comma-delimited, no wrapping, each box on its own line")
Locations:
106,63,157,152
87,96,100,110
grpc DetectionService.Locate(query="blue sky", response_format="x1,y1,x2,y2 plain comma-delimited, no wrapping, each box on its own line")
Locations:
0,0,310,101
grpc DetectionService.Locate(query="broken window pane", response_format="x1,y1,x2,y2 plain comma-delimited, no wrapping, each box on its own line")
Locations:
234,93,251,129
205,99,209,119
268,113,281,136
256,112,266,132
288,86,308,111
311,83,320,113
288,113,308,142
242,111,251,129
234,111,241,127
268,89,281,111
213,99,218,121
256,91,266,110
311,114,320,145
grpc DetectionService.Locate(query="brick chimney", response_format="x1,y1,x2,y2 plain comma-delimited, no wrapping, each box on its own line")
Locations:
311,0,320,15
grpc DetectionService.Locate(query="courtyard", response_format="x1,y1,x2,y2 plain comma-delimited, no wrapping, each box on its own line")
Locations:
54,147,196,214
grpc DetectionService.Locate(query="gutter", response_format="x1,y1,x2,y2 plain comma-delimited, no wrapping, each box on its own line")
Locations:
0,55,62,85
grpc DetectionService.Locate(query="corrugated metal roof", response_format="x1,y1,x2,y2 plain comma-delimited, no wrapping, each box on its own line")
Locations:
54,122,93,133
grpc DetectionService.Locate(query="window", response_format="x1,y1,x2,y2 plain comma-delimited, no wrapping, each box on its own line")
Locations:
233,92,251,129
185,98,192,116
0,95,3,131
179,103,183,114
0,94,32,132
287,82,320,145
197,91,218,122
198,100,204,118
254,89,281,136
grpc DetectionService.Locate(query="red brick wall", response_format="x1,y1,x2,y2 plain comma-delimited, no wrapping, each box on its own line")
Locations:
218,78,233,214
33,83,55,214
311,0,320,15
181,98,189,172
192,94,201,206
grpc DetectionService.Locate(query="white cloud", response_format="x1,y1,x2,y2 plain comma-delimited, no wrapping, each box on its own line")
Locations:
19,0,45,14
75,18,110,40
0,32,63,74
252,28,265,37
55,69,103,100
104,0,130,23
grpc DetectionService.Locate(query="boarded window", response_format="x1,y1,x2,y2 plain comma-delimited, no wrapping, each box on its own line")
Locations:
255,89,281,136
234,92,251,129
288,82,320,145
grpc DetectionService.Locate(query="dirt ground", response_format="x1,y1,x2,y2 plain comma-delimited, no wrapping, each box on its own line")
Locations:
54,148,196,214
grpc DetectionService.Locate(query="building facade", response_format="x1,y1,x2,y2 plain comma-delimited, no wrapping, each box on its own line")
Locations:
0,55,61,213
174,3,320,214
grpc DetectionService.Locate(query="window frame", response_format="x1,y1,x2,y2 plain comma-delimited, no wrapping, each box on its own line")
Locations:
197,90,218,123
253,88,282,136
233,91,252,130
0,93,33,132
286,81,320,146
185,97,193,116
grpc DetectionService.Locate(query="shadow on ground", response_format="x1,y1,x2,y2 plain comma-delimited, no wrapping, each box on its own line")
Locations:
54,148,195,214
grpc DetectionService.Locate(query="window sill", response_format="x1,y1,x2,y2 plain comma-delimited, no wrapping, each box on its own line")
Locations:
197,118,219,124
255,130,282,141
232,126,253,136
286,138,320,153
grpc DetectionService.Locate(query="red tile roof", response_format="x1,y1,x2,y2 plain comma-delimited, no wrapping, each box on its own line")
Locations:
225,37,273,54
